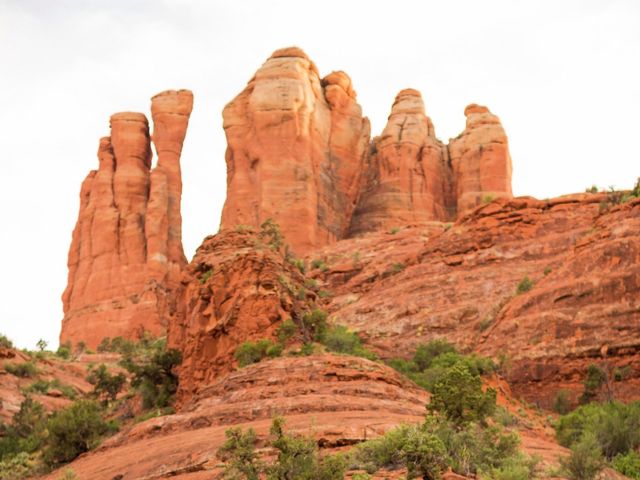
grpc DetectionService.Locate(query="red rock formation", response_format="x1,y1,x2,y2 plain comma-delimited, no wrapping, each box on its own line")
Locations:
449,104,513,215
168,227,311,401
220,47,370,254
349,89,453,236
61,90,193,348
310,194,640,407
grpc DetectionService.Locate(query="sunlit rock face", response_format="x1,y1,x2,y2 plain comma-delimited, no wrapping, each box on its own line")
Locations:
220,47,370,254
61,90,193,348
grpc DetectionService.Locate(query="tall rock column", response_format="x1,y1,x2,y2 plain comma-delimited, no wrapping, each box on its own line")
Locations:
449,104,513,215
349,89,452,236
61,90,193,348
220,47,370,254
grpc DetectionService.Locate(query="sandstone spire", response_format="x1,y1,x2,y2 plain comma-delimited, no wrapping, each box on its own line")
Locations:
219,47,370,254
349,89,453,235
61,90,193,348
449,104,513,214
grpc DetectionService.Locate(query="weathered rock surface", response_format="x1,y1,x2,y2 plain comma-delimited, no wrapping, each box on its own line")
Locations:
449,104,513,215
61,90,193,348
219,47,370,254
311,194,640,407
168,227,311,401
42,354,564,480
349,89,453,235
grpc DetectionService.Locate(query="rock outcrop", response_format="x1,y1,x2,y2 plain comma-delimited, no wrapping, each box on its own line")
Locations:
168,227,311,400
449,104,513,215
349,90,453,235
219,47,370,254
61,90,193,349
219,47,514,248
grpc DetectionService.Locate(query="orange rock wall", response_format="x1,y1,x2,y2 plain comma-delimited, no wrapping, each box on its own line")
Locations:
61,90,193,348
220,47,370,254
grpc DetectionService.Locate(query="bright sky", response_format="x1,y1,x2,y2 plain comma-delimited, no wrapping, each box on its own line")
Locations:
1,0,638,349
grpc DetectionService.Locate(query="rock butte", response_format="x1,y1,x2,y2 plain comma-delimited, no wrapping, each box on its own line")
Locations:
61,90,193,349
53,46,640,478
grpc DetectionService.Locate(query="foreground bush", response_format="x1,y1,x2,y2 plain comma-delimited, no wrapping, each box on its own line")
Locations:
44,400,115,467
560,432,604,480
612,451,640,479
555,400,640,459
217,417,346,480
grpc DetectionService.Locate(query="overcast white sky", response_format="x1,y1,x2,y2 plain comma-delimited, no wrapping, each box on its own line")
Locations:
1,0,639,349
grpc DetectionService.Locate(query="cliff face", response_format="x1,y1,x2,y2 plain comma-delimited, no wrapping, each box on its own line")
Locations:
220,48,513,246
449,104,513,215
220,47,370,254
349,89,453,235
61,90,193,348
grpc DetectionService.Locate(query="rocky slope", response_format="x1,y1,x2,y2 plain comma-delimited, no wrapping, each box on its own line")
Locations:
61,90,193,349
310,194,640,408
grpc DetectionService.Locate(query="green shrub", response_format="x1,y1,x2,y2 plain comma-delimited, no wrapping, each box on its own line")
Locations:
292,258,305,274
428,364,496,426
36,339,48,352
97,337,111,353
260,218,283,250
217,417,346,480
390,262,405,273
86,364,126,403
389,227,400,234
515,276,534,294
0,334,13,349
4,361,37,378
554,389,572,415
555,400,640,459
56,341,72,360
299,309,328,343
310,259,328,271
483,453,540,480
234,339,282,368
217,426,262,480
0,452,36,480
44,400,115,467
23,379,76,399
121,347,182,409
413,340,456,371
493,406,518,427
579,364,606,404
355,415,522,478
109,336,135,355
299,343,314,356
612,450,640,479
321,325,377,360
560,432,604,480
275,319,297,344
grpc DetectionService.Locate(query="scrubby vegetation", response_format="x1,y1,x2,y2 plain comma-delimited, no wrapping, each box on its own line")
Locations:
119,338,182,409
387,339,495,393
4,361,37,378
515,275,534,294
0,334,181,478
218,349,534,480
0,333,13,349
217,416,346,480
86,364,126,404
555,400,640,478
233,309,377,368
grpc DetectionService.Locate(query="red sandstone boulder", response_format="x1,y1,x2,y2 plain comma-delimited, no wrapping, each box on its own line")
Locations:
61,90,193,348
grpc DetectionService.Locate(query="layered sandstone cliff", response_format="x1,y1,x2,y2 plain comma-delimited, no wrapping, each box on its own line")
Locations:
61,90,193,348
220,47,370,254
